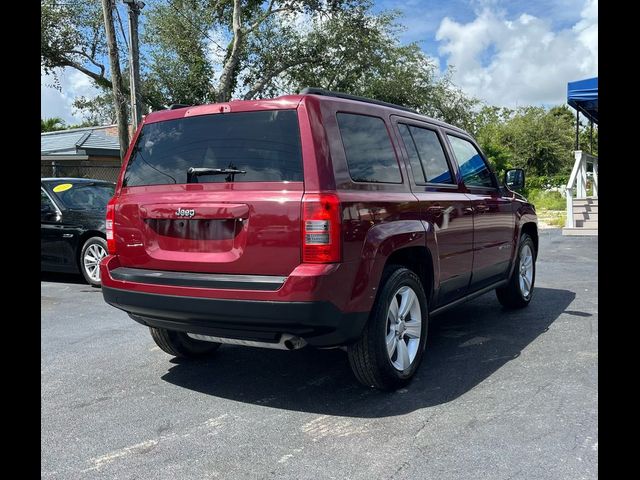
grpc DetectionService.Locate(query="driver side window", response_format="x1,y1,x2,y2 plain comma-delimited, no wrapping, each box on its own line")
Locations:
447,135,495,188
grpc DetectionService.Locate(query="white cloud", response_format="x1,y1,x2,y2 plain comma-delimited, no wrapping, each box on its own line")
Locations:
41,67,102,124
435,0,597,106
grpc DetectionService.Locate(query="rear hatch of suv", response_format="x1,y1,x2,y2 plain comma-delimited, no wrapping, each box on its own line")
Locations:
113,107,304,276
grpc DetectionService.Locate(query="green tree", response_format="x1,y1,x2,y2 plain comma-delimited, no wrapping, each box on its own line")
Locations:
142,0,360,104
275,9,478,128
578,120,598,156
472,105,514,177
509,107,574,176
475,104,576,179
43,0,477,134
41,0,110,90
72,91,118,125
41,0,162,109
41,117,67,132
142,1,478,127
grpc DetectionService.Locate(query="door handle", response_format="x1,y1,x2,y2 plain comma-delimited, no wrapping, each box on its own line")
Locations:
475,203,489,213
463,207,474,214
427,205,444,214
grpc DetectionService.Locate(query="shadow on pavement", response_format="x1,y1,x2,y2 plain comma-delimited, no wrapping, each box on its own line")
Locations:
41,271,86,285
161,287,575,418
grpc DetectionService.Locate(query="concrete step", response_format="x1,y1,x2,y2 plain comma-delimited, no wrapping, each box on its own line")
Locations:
575,220,598,228
573,212,598,221
562,227,598,236
573,206,598,214
573,198,598,206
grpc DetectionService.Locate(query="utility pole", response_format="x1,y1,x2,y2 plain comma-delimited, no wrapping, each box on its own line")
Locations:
101,0,130,161
124,0,144,131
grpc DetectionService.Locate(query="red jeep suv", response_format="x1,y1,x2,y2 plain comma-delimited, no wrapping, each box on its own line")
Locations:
101,88,538,390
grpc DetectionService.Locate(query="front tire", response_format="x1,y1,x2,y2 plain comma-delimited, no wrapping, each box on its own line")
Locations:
150,327,220,358
347,265,428,391
496,233,536,309
80,236,108,287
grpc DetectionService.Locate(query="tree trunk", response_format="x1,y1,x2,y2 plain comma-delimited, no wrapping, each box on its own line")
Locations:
101,0,130,161
217,0,243,102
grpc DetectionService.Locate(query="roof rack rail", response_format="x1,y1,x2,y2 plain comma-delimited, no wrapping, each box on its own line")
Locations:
299,87,418,114
169,103,191,110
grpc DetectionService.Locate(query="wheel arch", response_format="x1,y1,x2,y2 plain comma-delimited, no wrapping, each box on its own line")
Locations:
520,222,538,256
345,220,440,312
384,246,435,305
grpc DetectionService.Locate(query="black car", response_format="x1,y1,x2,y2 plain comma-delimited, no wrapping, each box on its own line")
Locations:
41,178,115,286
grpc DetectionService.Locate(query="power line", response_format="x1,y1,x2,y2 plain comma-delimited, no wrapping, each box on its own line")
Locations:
114,3,130,54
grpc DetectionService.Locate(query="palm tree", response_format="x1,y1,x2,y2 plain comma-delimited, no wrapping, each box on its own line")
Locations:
41,117,66,132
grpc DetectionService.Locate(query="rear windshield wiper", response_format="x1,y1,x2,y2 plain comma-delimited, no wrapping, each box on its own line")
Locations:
187,167,247,183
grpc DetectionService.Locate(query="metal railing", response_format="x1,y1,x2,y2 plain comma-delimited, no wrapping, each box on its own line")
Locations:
565,150,598,228
41,161,121,183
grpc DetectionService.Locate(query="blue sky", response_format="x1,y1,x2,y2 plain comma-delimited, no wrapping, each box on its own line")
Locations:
374,0,589,49
41,0,598,124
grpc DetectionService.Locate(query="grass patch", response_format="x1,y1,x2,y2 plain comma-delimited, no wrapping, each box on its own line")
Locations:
548,214,566,227
536,208,566,228
525,189,565,210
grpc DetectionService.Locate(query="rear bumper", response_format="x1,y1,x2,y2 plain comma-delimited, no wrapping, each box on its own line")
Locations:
100,255,369,347
102,286,367,347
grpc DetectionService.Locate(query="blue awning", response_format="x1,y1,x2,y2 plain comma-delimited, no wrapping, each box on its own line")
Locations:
567,77,598,124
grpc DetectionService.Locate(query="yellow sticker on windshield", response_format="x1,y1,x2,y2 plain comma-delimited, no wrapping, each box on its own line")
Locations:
53,183,73,193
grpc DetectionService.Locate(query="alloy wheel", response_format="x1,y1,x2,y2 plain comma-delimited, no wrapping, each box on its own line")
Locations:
518,244,534,298
83,243,107,282
385,285,422,371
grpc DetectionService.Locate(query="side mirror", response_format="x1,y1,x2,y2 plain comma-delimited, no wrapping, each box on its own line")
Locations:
504,168,525,191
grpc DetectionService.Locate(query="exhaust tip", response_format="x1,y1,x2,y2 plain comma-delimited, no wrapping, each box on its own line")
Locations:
282,335,307,350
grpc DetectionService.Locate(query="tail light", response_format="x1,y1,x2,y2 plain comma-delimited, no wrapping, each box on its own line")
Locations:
106,196,117,254
302,193,341,263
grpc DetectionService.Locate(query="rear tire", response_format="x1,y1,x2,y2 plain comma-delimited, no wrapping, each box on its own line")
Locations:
496,233,536,309
150,327,220,358
347,265,428,391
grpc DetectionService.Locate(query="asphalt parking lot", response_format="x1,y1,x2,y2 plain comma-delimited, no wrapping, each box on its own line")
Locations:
41,228,597,480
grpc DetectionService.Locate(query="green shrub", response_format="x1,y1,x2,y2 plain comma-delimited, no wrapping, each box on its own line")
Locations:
525,189,565,210
526,174,569,190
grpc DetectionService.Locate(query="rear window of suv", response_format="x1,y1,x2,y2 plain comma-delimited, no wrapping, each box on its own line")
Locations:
122,110,303,186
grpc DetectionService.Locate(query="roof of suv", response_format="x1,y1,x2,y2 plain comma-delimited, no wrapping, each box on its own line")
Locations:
143,90,468,135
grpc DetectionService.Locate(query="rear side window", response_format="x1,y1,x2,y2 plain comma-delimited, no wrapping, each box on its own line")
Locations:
337,113,401,183
123,110,303,186
398,124,453,184
447,135,495,188
52,183,115,210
